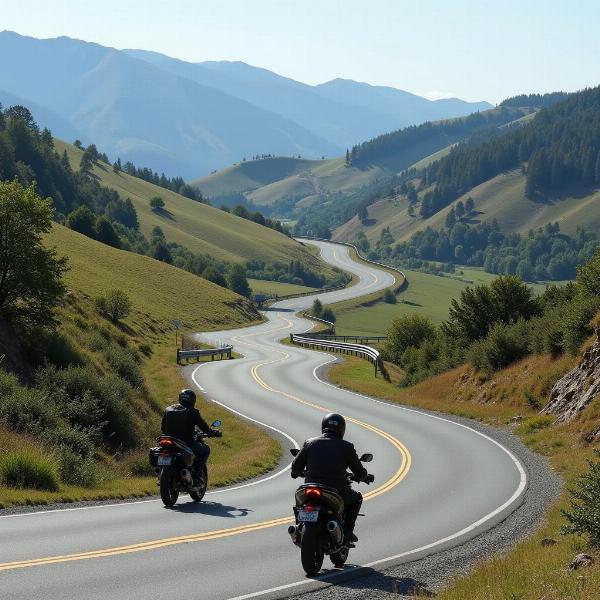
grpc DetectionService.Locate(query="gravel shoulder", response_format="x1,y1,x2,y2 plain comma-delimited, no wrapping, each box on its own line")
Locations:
291,364,562,599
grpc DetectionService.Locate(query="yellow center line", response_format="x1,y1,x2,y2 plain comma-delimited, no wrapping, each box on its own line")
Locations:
0,255,409,572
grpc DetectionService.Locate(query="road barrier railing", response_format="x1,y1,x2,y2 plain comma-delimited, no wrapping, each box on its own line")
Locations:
301,333,387,344
176,344,233,364
290,333,388,380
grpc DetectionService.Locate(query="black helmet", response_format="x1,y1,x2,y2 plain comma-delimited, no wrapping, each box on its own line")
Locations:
321,413,346,437
179,389,196,407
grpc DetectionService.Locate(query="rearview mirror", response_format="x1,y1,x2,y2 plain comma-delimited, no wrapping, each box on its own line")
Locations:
211,420,222,428
290,448,299,456
359,453,373,463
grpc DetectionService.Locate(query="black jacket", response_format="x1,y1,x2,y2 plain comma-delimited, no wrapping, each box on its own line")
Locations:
291,432,368,489
161,403,212,444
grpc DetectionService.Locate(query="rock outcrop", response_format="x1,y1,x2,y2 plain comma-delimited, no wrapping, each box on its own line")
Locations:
542,327,600,423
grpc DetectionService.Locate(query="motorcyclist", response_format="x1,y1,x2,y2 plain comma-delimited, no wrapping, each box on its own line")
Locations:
161,389,221,487
291,412,374,544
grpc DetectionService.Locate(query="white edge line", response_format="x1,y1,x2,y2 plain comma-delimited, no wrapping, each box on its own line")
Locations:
224,353,528,600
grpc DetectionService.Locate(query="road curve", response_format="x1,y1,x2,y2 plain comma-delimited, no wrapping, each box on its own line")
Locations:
0,240,526,600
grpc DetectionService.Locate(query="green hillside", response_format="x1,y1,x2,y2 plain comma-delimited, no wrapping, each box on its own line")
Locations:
193,155,388,208
55,140,330,274
335,168,600,244
46,224,260,330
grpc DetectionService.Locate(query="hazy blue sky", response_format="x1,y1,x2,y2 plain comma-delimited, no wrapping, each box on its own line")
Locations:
3,0,599,103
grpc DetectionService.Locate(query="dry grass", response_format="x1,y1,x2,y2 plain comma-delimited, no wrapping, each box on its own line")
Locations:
327,353,600,599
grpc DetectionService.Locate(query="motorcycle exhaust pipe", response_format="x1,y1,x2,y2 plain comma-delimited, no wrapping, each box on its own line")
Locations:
327,520,342,545
287,525,300,546
180,469,193,484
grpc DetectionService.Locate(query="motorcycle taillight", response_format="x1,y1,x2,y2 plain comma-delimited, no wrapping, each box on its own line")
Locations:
305,487,321,497
305,504,316,512
159,438,174,447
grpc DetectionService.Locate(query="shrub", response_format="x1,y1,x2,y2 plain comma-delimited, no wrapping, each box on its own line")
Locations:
95,289,132,323
383,314,436,365
0,450,60,491
469,321,531,375
103,344,143,388
562,449,600,547
382,288,396,304
43,332,85,367
0,386,60,434
42,424,98,458
57,448,98,487
312,299,323,317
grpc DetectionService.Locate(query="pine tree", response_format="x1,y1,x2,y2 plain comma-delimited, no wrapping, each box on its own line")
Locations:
455,201,465,220
345,149,350,167
465,196,475,214
445,207,456,229
595,150,600,184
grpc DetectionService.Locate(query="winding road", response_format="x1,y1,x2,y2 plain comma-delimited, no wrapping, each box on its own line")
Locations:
0,241,526,600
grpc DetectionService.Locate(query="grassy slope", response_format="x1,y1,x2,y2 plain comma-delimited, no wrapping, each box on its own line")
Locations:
55,140,330,273
327,349,600,599
0,225,280,507
336,169,600,244
46,224,260,331
248,279,317,297
194,155,391,208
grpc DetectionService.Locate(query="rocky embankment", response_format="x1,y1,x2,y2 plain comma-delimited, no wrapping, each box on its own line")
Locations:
543,327,600,426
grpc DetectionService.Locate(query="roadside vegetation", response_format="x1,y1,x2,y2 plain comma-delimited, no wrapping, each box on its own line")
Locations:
324,247,600,598
0,179,278,508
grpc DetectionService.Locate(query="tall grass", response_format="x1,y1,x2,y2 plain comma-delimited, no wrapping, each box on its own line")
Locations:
0,450,60,491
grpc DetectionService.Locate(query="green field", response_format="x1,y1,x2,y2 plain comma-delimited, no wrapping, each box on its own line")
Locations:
248,279,317,297
55,140,332,277
333,268,558,336
47,224,260,332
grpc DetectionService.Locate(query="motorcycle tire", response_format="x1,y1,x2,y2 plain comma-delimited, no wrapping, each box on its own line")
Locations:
330,545,349,568
300,523,324,576
190,465,208,503
159,467,179,507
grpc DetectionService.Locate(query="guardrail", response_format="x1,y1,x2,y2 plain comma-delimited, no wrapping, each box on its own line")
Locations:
301,333,387,344
176,344,233,364
290,333,388,380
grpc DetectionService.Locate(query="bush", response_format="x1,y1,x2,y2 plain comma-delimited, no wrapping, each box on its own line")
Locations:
57,448,98,487
383,288,396,304
95,289,132,323
469,321,531,375
312,299,323,317
0,386,60,434
383,314,436,365
0,450,60,491
562,449,600,547
103,344,143,388
42,332,85,367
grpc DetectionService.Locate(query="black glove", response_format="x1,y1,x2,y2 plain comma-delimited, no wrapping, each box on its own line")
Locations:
365,474,375,484
291,472,299,479
210,430,222,438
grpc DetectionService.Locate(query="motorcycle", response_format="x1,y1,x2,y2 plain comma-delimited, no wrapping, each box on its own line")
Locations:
287,448,374,576
149,419,222,507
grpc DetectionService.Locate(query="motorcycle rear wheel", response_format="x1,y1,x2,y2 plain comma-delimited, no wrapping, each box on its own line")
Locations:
300,523,324,576
330,545,349,568
159,467,179,507
190,465,208,502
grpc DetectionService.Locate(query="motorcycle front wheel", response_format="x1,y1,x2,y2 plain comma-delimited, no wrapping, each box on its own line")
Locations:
189,465,208,502
300,523,324,576
159,467,179,507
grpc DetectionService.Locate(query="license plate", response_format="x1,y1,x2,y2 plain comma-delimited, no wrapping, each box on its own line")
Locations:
158,455,172,466
298,509,319,522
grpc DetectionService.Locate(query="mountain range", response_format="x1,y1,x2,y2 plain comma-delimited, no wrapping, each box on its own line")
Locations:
0,31,491,178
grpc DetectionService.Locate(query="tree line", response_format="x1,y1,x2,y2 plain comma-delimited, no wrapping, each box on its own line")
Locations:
419,86,600,218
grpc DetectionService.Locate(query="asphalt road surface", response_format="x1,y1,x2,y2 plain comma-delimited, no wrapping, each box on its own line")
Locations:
0,240,526,600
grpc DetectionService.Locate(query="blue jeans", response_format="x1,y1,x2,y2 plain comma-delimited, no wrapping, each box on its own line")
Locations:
189,440,210,478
